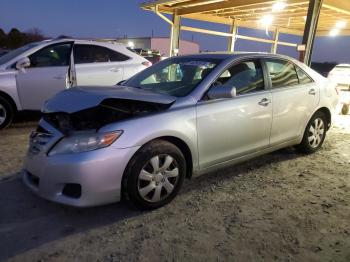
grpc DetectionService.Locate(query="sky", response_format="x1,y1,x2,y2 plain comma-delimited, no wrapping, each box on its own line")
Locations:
0,0,349,63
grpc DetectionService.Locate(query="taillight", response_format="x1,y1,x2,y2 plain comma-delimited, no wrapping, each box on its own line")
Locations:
142,61,152,67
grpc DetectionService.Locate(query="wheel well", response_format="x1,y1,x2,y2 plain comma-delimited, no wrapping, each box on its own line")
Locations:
0,91,17,112
158,136,193,179
315,107,331,130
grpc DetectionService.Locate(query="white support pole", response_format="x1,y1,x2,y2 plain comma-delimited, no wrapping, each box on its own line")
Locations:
170,13,181,57
228,20,237,52
271,27,280,54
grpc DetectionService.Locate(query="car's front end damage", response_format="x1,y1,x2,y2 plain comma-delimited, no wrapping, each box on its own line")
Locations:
22,86,176,207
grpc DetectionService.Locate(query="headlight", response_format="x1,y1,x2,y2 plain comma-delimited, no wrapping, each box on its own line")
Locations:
48,131,123,156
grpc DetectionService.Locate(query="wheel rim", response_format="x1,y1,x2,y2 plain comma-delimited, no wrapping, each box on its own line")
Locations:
137,154,179,203
308,117,325,148
0,104,7,126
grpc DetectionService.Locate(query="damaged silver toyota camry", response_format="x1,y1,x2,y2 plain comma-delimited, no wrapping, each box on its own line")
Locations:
23,53,338,208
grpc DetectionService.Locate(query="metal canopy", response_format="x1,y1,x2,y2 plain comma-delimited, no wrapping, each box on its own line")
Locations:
141,0,350,64
141,0,350,36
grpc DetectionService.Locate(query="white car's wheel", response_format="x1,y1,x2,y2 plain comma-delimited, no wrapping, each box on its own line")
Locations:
0,96,14,129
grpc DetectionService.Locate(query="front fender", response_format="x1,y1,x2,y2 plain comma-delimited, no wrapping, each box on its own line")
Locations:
0,70,22,110
100,106,199,172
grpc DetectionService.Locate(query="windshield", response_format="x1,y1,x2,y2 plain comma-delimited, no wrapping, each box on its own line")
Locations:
123,57,222,97
0,42,40,65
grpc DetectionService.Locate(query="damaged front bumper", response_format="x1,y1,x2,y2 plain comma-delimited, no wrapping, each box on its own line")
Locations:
22,119,140,207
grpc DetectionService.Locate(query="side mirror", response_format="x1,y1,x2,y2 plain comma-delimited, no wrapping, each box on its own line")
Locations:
207,85,237,99
16,57,30,71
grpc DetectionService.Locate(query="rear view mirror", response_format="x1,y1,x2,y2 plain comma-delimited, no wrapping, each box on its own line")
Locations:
207,85,237,99
16,57,30,71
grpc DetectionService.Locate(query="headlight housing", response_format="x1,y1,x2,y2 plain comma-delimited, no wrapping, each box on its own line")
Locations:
48,131,123,156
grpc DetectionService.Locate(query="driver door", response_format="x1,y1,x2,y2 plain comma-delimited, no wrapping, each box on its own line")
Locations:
196,59,272,169
16,42,74,110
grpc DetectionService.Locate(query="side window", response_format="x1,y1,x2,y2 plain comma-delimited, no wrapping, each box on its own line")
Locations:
296,66,313,84
29,43,71,67
74,44,129,64
266,59,299,88
217,60,265,95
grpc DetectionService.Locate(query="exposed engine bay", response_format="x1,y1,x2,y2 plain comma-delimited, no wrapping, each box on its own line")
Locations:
42,98,172,134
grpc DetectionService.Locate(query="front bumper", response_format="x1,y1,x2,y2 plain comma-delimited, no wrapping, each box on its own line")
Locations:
22,120,139,207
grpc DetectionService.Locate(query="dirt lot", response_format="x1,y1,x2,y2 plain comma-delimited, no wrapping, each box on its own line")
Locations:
0,115,349,262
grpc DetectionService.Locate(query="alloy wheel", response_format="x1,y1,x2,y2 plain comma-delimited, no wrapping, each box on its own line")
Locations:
308,117,325,148
0,104,7,126
137,154,179,203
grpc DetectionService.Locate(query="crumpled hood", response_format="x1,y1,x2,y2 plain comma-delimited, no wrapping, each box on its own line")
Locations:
43,85,176,113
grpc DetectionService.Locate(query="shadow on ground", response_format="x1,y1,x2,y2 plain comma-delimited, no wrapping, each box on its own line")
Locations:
0,147,301,261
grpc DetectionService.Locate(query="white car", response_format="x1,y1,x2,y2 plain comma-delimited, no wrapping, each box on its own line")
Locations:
328,64,350,89
0,39,150,128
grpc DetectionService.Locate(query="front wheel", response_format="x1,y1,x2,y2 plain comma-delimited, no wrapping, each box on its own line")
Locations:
124,140,186,209
296,111,327,154
0,96,14,129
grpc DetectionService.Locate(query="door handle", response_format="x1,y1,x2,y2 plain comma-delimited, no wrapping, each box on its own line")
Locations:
258,98,271,107
109,67,121,72
309,89,316,95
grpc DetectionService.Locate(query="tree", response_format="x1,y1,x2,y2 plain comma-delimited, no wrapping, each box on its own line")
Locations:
7,28,25,48
25,27,46,43
0,28,7,48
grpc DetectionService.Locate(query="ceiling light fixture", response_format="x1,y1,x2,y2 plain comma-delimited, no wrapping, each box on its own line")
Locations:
329,28,340,37
272,1,287,12
335,21,347,29
259,14,274,27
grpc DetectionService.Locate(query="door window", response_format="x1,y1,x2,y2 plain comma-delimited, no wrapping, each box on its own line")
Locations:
296,67,313,84
29,43,72,67
216,60,265,95
74,44,129,64
266,59,299,88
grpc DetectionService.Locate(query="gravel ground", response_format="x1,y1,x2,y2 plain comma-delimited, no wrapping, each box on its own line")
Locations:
0,115,349,262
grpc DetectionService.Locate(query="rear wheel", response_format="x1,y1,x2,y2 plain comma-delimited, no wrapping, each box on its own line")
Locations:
296,111,327,154
0,96,14,129
124,140,186,209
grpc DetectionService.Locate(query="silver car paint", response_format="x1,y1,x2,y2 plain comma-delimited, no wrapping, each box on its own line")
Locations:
23,53,339,207
0,39,148,111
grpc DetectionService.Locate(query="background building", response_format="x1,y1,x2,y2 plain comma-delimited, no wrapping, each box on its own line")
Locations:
117,37,200,56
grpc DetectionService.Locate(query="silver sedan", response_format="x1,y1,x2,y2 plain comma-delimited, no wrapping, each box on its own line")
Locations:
23,53,339,209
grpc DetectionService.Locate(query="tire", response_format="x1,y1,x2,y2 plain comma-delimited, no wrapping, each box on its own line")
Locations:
296,111,327,154
123,140,186,209
0,96,14,129
341,104,349,115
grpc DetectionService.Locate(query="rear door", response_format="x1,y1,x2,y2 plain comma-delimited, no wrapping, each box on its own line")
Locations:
16,41,73,110
73,44,127,86
264,58,319,145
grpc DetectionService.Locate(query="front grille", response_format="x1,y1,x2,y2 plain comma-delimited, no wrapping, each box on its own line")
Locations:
29,126,53,155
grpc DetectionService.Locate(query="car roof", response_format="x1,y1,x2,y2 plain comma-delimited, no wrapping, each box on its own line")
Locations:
38,38,128,47
177,52,294,61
